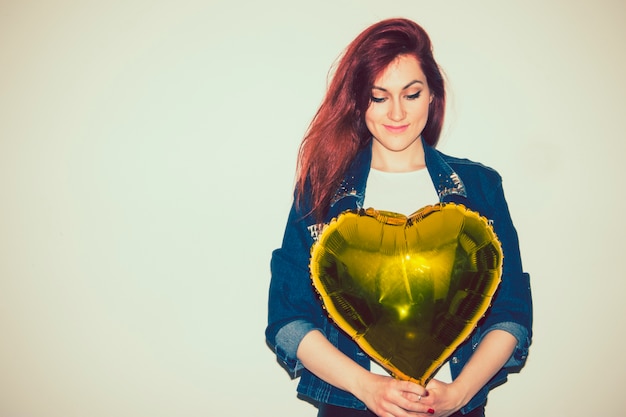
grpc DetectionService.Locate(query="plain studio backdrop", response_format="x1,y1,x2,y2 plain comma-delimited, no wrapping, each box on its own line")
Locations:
1,1,624,416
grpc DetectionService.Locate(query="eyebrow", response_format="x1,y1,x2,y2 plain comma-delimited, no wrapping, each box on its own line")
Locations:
372,80,424,92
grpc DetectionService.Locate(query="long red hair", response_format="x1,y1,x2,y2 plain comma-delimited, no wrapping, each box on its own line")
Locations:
296,18,446,220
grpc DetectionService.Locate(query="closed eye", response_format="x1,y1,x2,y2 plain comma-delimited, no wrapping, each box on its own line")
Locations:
371,96,386,103
406,91,422,100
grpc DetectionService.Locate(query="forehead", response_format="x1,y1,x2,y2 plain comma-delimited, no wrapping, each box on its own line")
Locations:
373,55,427,87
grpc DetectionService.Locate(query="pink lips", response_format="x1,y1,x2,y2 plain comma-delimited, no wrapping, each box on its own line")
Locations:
384,124,409,134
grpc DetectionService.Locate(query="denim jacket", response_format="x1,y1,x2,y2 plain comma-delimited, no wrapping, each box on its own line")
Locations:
266,140,532,414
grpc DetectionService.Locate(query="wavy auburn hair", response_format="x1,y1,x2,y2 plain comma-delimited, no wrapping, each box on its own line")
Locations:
296,18,446,220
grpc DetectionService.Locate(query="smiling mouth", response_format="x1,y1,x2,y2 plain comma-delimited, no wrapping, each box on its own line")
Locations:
384,124,409,133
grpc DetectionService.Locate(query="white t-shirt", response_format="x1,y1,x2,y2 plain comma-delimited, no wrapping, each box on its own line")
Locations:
362,167,452,383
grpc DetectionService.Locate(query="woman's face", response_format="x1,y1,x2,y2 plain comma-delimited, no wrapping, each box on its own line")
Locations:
365,54,432,171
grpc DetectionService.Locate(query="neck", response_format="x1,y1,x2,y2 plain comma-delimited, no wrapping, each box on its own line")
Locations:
370,140,426,173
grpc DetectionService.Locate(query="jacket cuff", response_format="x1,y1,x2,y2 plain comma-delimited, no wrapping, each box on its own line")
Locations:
273,320,323,378
482,321,530,369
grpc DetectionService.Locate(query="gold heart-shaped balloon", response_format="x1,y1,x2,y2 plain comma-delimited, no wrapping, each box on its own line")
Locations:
310,203,502,385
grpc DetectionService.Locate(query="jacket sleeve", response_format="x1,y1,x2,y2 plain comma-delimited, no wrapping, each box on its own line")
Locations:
265,199,327,377
480,178,533,370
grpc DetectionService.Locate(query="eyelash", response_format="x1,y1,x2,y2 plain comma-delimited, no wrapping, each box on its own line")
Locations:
370,91,422,103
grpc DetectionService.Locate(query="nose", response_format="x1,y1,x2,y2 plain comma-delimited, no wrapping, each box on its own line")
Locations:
388,98,405,121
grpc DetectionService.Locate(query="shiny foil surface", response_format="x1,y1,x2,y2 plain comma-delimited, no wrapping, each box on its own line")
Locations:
310,204,502,385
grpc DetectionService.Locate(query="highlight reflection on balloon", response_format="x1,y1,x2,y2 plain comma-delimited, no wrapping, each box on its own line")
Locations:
310,203,502,385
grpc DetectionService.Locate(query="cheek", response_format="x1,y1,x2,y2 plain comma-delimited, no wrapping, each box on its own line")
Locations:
413,102,430,121
364,109,377,132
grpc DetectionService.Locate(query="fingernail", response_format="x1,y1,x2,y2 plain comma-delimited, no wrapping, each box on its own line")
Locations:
427,409,435,415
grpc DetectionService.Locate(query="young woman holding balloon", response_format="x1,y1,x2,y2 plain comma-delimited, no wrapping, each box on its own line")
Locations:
266,18,532,417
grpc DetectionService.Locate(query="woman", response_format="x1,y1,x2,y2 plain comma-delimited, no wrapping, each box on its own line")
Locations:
266,18,532,417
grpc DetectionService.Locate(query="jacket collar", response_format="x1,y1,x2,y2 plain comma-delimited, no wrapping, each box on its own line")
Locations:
330,138,467,209
423,140,468,201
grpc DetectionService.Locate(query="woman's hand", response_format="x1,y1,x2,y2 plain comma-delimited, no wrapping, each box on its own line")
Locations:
297,330,434,417
419,330,519,417
418,379,464,417
353,372,434,417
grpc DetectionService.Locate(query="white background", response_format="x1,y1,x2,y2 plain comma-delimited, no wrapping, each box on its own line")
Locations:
1,1,625,416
